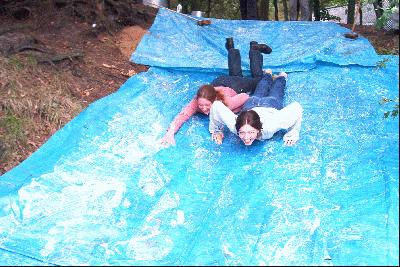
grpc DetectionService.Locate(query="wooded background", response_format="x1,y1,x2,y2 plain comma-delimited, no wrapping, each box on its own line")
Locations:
167,0,394,26
0,0,396,29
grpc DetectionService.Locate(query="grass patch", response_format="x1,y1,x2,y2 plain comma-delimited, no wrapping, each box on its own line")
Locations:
0,55,83,127
0,55,83,172
0,113,28,162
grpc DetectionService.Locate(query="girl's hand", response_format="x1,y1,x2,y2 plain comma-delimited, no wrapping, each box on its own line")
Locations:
160,132,176,148
283,138,297,146
211,132,224,145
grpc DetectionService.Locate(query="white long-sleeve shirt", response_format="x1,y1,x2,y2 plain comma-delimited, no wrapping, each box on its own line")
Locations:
209,101,303,143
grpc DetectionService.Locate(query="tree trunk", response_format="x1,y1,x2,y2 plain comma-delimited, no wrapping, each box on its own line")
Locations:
313,0,320,21
247,0,258,19
347,0,356,25
191,0,201,11
282,0,288,21
207,0,211,17
239,0,258,19
181,0,190,14
239,0,247,19
273,0,278,20
259,0,268,20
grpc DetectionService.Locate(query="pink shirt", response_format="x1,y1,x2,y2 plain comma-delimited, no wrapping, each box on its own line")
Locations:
169,86,249,134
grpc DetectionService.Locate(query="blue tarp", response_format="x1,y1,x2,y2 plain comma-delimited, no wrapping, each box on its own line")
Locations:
1,8,399,266
132,8,380,71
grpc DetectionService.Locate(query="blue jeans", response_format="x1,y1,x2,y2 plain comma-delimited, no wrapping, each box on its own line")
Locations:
242,73,286,111
211,48,263,94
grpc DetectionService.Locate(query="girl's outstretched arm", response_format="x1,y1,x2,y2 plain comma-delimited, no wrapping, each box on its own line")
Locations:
209,101,238,144
160,98,198,147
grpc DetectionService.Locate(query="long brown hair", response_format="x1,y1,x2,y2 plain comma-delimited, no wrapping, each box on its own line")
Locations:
196,84,225,105
235,110,262,132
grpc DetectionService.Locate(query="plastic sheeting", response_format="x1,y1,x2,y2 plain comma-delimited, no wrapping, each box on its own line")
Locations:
132,8,381,72
1,8,399,266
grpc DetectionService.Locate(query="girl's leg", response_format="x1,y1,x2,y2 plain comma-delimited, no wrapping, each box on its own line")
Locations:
252,73,273,97
267,75,286,108
228,48,243,77
249,49,263,78
242,96,259,111
244,73,286,110
257,97,282,110
243,95,280,111
211,76,261,94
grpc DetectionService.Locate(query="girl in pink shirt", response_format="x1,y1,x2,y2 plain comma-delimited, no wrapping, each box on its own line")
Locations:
160,84,249,147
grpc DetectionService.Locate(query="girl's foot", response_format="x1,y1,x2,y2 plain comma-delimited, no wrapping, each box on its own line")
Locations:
263,69,272,75
278,72,288,79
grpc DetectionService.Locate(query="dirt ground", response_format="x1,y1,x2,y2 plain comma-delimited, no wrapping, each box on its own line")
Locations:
341,24,399,55
0,4,398,174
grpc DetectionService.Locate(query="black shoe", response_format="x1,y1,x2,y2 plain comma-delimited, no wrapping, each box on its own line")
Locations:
250,41,258,47
225,37,234,50
250,41,272,54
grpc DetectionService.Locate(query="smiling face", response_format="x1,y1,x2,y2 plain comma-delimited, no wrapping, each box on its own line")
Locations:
197,97,213,115
238,124,259,145
235,110,262,146
196,85,217,115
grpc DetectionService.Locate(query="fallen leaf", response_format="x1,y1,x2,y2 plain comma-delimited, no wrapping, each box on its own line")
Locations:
102,63,117,69
127,70,136,76
28,141,38,148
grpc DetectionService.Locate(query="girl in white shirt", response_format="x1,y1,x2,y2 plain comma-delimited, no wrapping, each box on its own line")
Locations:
209,71,303,146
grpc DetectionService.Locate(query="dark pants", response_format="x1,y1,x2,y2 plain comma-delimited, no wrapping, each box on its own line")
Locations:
211,48,263,95
242,73,286,111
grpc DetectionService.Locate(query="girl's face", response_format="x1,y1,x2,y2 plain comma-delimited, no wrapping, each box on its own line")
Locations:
198,97,212,115
238,124,259,146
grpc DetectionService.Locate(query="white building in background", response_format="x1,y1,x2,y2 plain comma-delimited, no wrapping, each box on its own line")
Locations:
325,2,398,29
325,3,377,25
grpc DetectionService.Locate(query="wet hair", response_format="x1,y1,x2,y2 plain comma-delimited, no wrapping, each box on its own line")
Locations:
196,84,225,105
235,110,262,132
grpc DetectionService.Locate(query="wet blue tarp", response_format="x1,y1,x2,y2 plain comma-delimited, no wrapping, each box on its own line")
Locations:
132,8,380,72
1,7,399,266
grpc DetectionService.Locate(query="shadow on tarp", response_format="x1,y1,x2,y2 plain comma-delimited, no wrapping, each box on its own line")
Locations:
0,7,398,266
